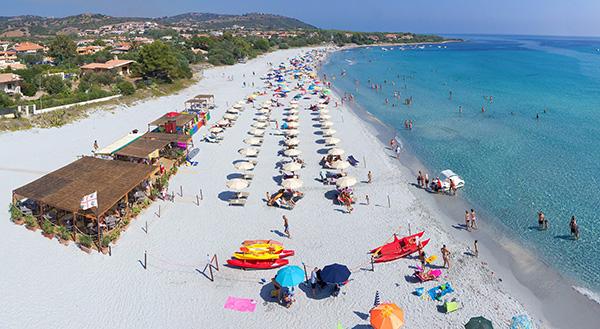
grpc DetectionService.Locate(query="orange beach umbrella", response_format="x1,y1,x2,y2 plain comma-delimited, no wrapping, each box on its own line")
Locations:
370,303,404,329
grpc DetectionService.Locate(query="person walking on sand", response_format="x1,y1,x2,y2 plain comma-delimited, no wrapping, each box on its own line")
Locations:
93,140,99,153
283,215,290,238
465,210,471,231
367,171,373,184
474,240,479,257
470,209,478,230
418,247,427,270
417,171,423,187
570,215,579,240
441,245,451,269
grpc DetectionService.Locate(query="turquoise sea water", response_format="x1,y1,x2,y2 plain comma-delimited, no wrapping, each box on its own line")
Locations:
322,35,600,294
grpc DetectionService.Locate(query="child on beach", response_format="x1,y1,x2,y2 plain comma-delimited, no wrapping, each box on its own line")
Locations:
283,215,290,238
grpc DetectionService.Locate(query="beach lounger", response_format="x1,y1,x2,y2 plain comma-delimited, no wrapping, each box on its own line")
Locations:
229,198,247,207
347,155,360,167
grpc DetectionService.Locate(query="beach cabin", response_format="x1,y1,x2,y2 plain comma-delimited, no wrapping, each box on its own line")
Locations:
185,94,215,112
148,111,205,136
12,157,158,244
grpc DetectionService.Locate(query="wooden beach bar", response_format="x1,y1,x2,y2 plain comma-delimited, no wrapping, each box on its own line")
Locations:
12,157,158,251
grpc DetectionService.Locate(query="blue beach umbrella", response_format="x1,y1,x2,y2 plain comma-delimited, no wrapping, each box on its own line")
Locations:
510,315,533,329
275,265,305,287
321,263,351,284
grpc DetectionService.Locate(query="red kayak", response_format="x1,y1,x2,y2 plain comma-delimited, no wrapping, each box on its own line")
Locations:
369,231,429,263
227,258,289,269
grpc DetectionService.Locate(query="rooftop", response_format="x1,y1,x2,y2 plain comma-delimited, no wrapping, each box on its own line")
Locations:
81,59,135,70
13,157,157,216
0,73,22,84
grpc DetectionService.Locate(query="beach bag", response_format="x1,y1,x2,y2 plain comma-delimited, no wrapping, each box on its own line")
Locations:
444,301,459,313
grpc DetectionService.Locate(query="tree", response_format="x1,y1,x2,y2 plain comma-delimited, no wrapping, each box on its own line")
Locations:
116,81,135,95
42,75,67,95
252,38,270,52
48,35,77,64
137,41,191,82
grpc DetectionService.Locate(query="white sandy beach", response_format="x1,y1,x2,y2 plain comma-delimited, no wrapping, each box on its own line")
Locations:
0,47,541,329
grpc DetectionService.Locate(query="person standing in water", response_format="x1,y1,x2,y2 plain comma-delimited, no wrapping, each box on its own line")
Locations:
570,215,579,240
538,211,548,230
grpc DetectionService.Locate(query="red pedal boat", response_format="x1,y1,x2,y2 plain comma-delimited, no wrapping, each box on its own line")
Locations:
226,258,289,269
369,231,430,263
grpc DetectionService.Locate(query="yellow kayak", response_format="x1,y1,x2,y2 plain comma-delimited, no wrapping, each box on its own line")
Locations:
233,252,281,261
240,243,283,254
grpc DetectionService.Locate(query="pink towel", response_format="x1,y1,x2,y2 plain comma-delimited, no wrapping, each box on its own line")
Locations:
224,296,257,313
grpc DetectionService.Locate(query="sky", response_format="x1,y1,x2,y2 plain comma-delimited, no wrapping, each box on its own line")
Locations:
5,0,600,37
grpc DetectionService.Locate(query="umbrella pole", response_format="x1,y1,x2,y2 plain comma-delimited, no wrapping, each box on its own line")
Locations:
302,263,309,283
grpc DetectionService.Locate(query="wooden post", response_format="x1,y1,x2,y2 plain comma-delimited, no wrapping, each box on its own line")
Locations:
387,195,391,208
196,195,200,206
179,185,183,197
366,195,370,205
213,254,219,271
156,205,161,218
302,262,309,283
363,156,366,168
144,250,147,270
145,221,148,234
371,256,375,272
408,222,412,236
200,189,203,200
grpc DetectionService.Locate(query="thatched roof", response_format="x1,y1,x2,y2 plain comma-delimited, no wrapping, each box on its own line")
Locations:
13,157,157,216
114,138,169,159
149,112,197,127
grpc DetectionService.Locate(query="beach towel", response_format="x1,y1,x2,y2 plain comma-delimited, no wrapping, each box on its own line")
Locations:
427,282,454,301
224,296,257,312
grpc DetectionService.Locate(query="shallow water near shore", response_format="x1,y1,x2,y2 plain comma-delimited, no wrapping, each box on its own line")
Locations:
321,35,600,303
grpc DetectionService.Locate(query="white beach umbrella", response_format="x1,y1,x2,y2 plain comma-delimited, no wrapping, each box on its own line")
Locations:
321,121,333,128
319,114,332,120
249,128,265,136
244,137,262,146
223,113,238,120
284,129,300,136
255,115,269,122
319,109,330,114
325,137,340,145
287,109,299,115
328,148,345,156
285,138,300,146
233,103,243,109
209,127,223,133
322,129,337,136
227,178,249,191
318,103,327,109
258,108,270,114
330,160,350,170
238,147,259,156
289,103,299,109
285,115,299,122
282,178,303,190
284,149,302,157
290,99,299,105
252,122,267,128
217,119,230,126
282,162,302,172
226,108,239,114
234,161,255,171
336,176,357,188
287,122,299,128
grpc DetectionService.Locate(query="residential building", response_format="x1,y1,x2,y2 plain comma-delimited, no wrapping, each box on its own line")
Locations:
0,73,23,95
81,58,135,76
12,42,44,54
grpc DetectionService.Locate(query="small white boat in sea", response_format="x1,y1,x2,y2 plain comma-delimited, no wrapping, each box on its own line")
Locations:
440,169,465,189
